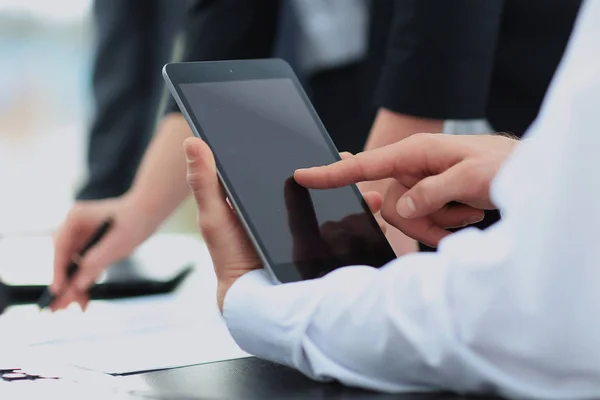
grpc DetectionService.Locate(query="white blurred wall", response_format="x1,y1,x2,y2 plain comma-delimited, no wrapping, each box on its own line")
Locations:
0,1,93,233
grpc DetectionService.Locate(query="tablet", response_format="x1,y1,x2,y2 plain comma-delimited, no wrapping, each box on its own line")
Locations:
163,59,396,283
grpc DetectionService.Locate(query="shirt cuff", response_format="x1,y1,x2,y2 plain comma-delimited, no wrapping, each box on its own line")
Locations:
222,269,327,368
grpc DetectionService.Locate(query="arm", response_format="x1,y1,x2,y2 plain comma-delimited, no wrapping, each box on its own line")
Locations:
134,0,282,215
50,113,194,309
126,113,193,225
365,0,505,146
224,81,600,400
218,4,600,396
364,109,443,151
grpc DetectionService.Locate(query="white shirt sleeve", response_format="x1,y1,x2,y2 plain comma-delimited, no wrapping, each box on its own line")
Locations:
223,1,600,397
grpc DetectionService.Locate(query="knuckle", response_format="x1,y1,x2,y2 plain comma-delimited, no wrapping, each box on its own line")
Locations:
62,203,94,232
341,157,360,180
461,162,479,181
381,201,398,225
410,132,428,141
186,171,201,188
412,182,433,209
461,162,487,196
197,213,220,237
411,132,436,146
323,167,337,187
65,205,83,223
347,156,366,178
375,214,387,231
186,171,210,192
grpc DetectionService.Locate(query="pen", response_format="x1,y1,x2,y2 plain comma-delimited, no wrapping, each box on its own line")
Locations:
37,217,114,310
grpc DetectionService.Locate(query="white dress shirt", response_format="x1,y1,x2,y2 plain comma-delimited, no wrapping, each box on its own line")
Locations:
223,1,600,397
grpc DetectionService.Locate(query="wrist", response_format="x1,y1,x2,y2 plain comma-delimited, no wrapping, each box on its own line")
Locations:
217,267,264,313
121,191,165,233
126,187,158,216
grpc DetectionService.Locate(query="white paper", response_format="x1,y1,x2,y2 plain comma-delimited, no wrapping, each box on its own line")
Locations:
0,235,251,375
30,314,250,375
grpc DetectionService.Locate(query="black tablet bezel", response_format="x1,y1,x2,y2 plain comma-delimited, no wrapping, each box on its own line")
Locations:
163,59,396,283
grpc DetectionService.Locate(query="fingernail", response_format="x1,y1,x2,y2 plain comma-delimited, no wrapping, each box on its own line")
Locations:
183,141,196,162
397,196,416,218
49,283,59,295
462,216,483,227
469,215,483,224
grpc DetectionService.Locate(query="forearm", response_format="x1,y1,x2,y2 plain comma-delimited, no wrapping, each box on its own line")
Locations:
364,108,444,150
222,251,468,393
127,113,192,225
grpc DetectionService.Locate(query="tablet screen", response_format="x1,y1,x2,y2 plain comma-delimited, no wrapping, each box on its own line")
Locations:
179,78,395,281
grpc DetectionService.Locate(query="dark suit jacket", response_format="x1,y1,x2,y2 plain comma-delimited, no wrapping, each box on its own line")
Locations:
165,0,375,154
167,0,582,137
369,0,582,136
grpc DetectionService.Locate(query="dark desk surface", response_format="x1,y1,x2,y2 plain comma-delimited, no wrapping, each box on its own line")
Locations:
124,357,500,400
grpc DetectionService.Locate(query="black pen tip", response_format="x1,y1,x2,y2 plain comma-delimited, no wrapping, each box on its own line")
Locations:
36,289,56,310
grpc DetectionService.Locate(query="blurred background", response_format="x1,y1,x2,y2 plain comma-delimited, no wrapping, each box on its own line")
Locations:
0,0,91,233
0,0,197,236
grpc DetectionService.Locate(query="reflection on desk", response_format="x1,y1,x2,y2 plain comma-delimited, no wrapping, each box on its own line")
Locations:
123,357,504,400
2,356,504,399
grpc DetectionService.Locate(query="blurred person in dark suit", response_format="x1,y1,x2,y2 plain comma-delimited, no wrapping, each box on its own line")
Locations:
77,0,185,200
161,0,373,154
79,0,372,201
